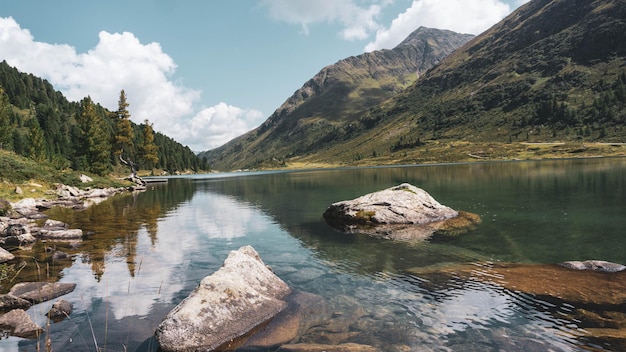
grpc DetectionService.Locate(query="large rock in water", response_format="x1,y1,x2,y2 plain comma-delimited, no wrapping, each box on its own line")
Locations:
323,183,480,241
156,245,292,351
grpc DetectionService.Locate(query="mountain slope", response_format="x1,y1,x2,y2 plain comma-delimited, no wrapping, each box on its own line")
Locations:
298,0,626,164
202,0,626,169
199,27,474,170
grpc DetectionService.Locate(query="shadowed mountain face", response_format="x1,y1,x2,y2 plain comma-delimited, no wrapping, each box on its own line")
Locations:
201,0,626,170
199,27,474,170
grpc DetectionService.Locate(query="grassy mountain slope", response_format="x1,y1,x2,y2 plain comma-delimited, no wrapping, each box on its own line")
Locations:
203,0,626,170
292,0,626,166
199,27,474,170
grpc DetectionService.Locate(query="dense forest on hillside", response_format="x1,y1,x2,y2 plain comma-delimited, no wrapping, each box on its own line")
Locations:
0,61,207,175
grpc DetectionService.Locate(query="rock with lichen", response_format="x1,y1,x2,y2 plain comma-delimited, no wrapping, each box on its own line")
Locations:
323,183,480,241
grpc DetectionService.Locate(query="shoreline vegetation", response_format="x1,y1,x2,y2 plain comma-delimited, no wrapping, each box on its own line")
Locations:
251,141,626,171
2,141,625,202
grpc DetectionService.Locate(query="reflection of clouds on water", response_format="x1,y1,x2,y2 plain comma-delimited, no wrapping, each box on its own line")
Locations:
52,191,272,323
402,280,577,350
422,284,513,334
184,192,269,240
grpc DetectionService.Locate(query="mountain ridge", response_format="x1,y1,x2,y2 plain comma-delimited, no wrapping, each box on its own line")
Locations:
199,27,474,169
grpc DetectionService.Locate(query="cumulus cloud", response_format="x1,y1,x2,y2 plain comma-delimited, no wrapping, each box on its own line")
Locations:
365,0,523,51
0,16,262,151
176,103,265,152
260,0,390,40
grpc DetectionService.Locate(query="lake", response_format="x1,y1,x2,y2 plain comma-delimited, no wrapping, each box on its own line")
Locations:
3,158,626,351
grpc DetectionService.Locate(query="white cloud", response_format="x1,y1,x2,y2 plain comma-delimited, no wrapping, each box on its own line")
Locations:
260,0,390,40
365,0,515,52
0,16,262,152
177,102,265,151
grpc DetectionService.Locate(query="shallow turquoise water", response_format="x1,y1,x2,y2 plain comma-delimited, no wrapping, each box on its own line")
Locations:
4,158,626,351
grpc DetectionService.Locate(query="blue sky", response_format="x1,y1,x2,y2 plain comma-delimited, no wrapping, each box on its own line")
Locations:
0,0,527,151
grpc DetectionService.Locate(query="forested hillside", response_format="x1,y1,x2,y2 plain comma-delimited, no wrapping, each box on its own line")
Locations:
0,60,206,175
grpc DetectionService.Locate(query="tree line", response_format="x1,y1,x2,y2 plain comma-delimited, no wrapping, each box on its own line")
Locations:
0,60,208,175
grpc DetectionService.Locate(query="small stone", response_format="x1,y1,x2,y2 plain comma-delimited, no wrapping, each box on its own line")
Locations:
0,309,42,339
9,282,77,304
47,299,73,322
0,295,32,311
79,174,93,183
14,187,23,195
0,247,14,263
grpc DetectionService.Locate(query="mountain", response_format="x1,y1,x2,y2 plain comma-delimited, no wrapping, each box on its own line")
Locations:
198,27,474,170
202,0,626,170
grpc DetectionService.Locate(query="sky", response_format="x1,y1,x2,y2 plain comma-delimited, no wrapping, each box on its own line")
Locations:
0,0,528,152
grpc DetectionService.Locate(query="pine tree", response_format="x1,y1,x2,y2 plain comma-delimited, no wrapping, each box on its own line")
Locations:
114,90,134,159
140,119,159,169
27,118,46,162
0,87,14,150
77,97,111,175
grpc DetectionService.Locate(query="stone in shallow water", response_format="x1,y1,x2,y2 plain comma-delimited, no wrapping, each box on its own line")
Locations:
155,245,292,352
242,290,332,349
0,247,14,263
277,342,378,352
47,299,73,322
0,294,31,311
559,260,626,273
9,282,76,304
408,261,626,349
0,309,42,339
323,183,480,241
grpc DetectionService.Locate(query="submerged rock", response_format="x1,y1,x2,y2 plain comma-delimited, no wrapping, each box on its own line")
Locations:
408,261,626,308
559,260,626,273
0,309,42,339
277,342,378,352
0,294,31,311
242,290,332,349
47,299,73,322
323,183,480,241
408,260,626,349
9,282,76,304
156,245,292,352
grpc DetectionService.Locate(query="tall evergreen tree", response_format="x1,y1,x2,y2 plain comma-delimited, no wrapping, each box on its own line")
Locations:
27,118,46,162
140,119,159,169
77,96,111,175
115,90,133,159
0,87,14,150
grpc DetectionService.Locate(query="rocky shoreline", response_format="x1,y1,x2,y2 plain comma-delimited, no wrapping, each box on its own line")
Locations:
0,181,145,338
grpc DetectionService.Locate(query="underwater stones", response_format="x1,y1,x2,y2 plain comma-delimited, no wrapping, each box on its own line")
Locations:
9,282,77,304
408,260,626,349
559,260,626,273
323,183,480,241
242,290,332,349
47,299,73,322
156,245,292,352
277,342,378,352
0,294,31,311
0,309,42,339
